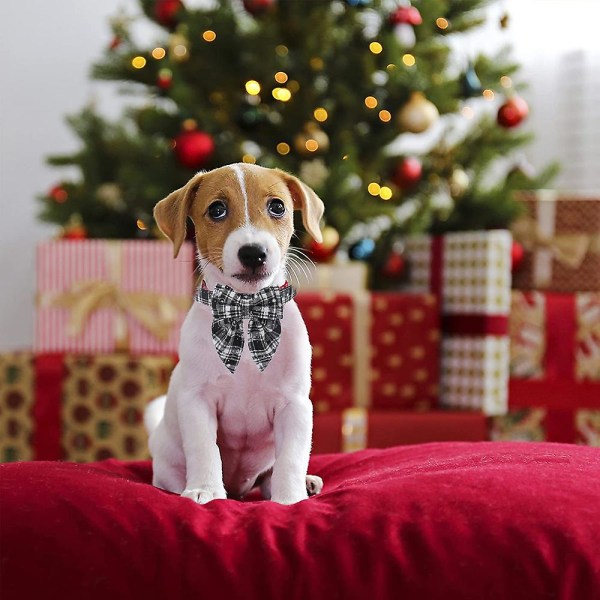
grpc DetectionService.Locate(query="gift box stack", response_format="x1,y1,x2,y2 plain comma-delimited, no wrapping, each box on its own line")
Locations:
491,191,600,445
398,230,512,416
0,240,194,463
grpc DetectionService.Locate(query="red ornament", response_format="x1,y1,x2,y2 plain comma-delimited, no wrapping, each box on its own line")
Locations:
392,157,422,190
243,0,275,15
109,36,122,51
49,184,68,204
174,129,215,169
389,6,422,25
155,0,183,29
62,225,88,240
511,241,525,272
157,70,173,91
497,96,529,128
381,251,406,278
304,226,339,263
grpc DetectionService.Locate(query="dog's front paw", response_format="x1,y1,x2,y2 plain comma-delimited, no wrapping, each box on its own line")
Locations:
181,488,226,504
306,474,323,496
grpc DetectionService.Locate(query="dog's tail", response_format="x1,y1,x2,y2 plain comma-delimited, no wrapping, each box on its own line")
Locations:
144,395,167,435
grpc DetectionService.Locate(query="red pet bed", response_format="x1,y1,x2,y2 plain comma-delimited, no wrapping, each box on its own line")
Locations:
1,442,599,599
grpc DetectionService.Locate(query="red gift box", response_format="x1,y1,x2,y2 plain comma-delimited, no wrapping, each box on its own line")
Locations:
509,291,600,410
313,409,488,453
296,291,440,412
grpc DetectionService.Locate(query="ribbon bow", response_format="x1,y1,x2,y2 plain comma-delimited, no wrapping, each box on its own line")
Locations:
195,283,296,373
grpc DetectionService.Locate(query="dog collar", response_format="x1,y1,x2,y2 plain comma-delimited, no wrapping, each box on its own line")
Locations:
195,282,296,373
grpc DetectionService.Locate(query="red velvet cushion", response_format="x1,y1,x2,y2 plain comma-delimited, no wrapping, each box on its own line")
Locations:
1,442,599,599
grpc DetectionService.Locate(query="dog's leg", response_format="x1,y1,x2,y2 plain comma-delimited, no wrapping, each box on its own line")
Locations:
305,475,323,496
179,400,227,504
270,400,313,504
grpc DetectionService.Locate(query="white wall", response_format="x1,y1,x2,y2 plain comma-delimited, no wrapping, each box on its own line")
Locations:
1,0,599,350
0,0,151,350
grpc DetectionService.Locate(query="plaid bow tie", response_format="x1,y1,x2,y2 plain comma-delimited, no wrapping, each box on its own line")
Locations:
195,283,296,373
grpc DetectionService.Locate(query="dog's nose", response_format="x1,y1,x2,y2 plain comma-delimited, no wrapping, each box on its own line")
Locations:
238,244,268,269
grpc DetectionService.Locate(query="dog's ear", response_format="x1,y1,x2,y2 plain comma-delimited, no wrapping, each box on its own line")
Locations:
278,171,324,243
154,173,203,258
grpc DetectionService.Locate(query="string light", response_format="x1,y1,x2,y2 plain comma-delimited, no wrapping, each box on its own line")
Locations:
365,96,378,109
310,57,324,70
402,54,416,66
151,48,166,59
202,30,217,42
369,41,383,54
183,118,198,131
500,75,512,88
275,45,289,56
305,139,319,152
386,63,397,70
379,186,393,200
242,154,257,164
136,219,147,230
436,17,449,29
483,89,495,101
288,80,300,93
131,56,147,69
277,142,290,155
314,107,328,122
461,106,475,119
272,87,292,102
245,80,261,95
368,182,381,196
275,71,288,83
379,110,392,122
342,155,349,160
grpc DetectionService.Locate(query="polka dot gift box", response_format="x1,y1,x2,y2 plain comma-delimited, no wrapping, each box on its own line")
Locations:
295,291,440,413
0,352,176,462
398,230,512,415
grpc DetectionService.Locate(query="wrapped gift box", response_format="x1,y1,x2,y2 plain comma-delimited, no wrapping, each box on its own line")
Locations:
35,240,194,354
399,230,512,415
312,408,488,453
296,291,440,413
490,407,600,446
509,290,600,408
0,352,176,462
294,261,368,292
511,191,600,292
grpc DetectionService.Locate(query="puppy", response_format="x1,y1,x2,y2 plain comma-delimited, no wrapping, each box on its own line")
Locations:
147,163,325,504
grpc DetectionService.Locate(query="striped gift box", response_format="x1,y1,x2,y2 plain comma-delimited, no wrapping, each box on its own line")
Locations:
35,240,195,354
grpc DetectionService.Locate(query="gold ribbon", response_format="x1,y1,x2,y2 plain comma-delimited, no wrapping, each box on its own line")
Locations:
512,216,600,271
341,407,368,452
39,242,190,351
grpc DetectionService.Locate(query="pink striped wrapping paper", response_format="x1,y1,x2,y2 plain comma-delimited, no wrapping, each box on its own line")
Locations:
35,240,195,354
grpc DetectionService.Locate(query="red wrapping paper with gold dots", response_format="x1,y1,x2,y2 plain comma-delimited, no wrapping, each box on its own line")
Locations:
0,352,176,462
295,292,440,413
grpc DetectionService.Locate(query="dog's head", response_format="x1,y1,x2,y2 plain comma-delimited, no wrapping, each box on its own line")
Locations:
154,163,324,293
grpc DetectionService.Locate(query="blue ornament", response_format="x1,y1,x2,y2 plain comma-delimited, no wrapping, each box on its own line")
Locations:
461,62,482,98
349,238,376,261
345,0,371,7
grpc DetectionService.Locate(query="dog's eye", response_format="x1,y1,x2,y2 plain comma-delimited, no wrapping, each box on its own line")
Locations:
207,201,227,221
268,198,286,218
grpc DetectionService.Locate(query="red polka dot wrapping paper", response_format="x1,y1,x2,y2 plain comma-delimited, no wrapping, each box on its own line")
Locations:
295,291,440,413
35,240,195,354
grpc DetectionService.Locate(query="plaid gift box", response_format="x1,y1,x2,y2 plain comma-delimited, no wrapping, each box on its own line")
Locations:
400,230,512,415
0,351,176,463
296,291,440,413
512,191,600,292
35,240,194,354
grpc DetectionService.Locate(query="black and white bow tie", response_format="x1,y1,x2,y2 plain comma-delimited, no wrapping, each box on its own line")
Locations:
195,282,296,373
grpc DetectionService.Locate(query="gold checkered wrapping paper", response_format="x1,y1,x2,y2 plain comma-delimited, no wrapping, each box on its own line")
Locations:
400,230,512,415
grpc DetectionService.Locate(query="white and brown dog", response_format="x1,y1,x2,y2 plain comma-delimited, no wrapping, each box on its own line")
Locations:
145,163,325,505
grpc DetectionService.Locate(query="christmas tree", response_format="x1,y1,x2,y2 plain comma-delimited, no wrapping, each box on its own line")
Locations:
40,0,555,256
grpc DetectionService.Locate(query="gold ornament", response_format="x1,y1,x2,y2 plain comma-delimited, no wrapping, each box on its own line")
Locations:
293,123,330,157
96,183,125,211
449,168,470,197
169,31,189,62
397,92,439,133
